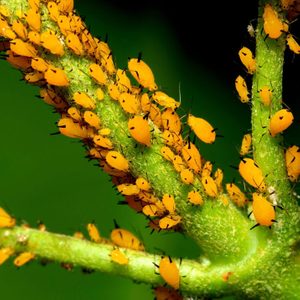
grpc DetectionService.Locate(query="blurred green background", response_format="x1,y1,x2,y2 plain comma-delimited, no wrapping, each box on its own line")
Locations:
0,0,299,299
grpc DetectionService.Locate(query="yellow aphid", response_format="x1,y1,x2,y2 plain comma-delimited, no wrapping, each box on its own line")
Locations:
226,183,247,207
161,131,184,151
172,155,186,173
25,71,44,83
0,207,16,228
66,33,84,55
181,141,202,174
47,2,60,22
160,146,175,162
0,17,16,39
93,135,113,149
252,193,276,229
263,4,287,39
98,128,111,136
269,109,294,137
135,177,151,191
235,75,250,103
96,88,104,101
14,252,35,267
87,223,101,243
119,92,141,114
116,69,132,92
187,190,203,206
159,215,181,230
73,231,84,239
140,93,151,112
28,31,40,45
83,111,101,130
10,39,37,57
108,84,120,101
28,0,40,10
162,194,176,214
12,19,28,40
214,168,223,191
128,57,158,91
240,133,252,156
149,103,162,128
238,158,266,192
202,175,218,198
106,151,129,172
259,86,272,106
286,34,300,54
68,107,82,122
238,47,256,74
158,256,180,290
142,204,159,217
40,88,67,109
110,249,129,265
162,108,181,134
31,57,49,72
57,15,72,36
110,228,144,251
202,161,213,177
180,168,194,185
117,183,140,196
100,51,116,75
89,63,107,85
57,0,74,13
25,8,41,32
40,30,64,56
0,248,14,265
73,92,95,110
285,145,300,181
45,67,69,86
152,91,180,110
58,117,90,139
128,115,151,146
0,5,10,17
188,114,216,144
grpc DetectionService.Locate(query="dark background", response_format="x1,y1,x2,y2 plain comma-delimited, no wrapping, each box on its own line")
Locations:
0,1,299,299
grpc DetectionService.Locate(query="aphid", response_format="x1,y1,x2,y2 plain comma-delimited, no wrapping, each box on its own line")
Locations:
285,145,300,181
0,5,10,17
0,247,14,265
14,252,35,267
110,249,129,265
100,161,127,177
263,4,287,39
100,51,116,75
93,135,113,149
202,175,218,198
87,223,101,243
128,115,151,146
281,0,295,9
83,111,101,130
119,92,140,114
106,151,129,172
259,86,272,106
0,17,16,39
28,31,40,46
25,8,41,32
45,67,69,86
12,19,28,40
226,183,247,207
235,75,250,103
0,207,16,228
269,109,294,137
10,38,37,57
222,272,233,282
138,191,159,204
99,128,111,136
28,0,40,10
162,131,184,152
73,91,95,110
159,215,181,229
214,168,223,191
40,30,64,56
187,114,216,144
181,141,202,174
286,34,300,54
238,47,256,74
66,33,84,55
57,0,74,13
96,88,104,101
31,57,49,72
37,221,46,232
142,204,159,217
158,256,180,289
116,69,132,92
57,117,90,139
238,158,266,192
161,108,181,134
180,168,194,185
140,93,151,113
40,88,67,109
251,193,276,229
89,63,107,85
128,56,158,91
240,133,252,156
247,23,256,38
108,84,120,101
172,155,186,173
25,71,44,83
135,177,151,191
68,107,82,122
160,146,175,162
57,15,72,36
201,161,213,177
149,103,162,128
117,183,140,196
47,2,60,22
162,194,175,214
153,286,183,300
152,91,180,110
110,227,144,251
187,190,203,206
73,231,84,239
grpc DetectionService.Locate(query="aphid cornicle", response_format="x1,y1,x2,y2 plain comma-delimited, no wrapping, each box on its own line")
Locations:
158,256,180,290
235,75,250,103
238,47,256,74
269,109,294,137
128,115,151,147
